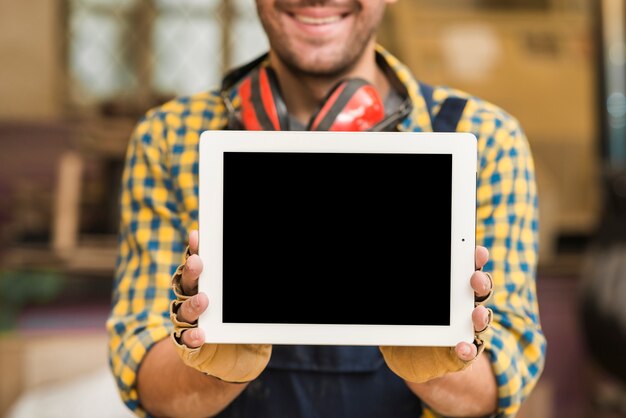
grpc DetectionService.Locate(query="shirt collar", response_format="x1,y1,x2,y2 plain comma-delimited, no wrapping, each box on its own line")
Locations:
374,45,433,133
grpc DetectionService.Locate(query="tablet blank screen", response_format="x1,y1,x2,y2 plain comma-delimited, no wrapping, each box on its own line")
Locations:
222,152,452,326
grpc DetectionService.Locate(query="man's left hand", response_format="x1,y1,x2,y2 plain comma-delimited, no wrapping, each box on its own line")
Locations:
379,245,493,383
456,245,493,362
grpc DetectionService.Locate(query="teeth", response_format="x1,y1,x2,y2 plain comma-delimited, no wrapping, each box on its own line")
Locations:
294,14,342,25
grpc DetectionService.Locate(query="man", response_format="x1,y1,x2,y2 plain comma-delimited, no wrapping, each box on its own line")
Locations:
108,0,546,417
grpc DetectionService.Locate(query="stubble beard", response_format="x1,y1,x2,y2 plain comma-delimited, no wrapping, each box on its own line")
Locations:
258,0,383,79
272,30,377,79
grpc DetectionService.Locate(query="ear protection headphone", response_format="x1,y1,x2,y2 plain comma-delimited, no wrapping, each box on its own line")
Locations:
221,53,413,132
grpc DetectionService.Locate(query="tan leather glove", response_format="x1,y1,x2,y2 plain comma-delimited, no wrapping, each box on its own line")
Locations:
380,274,493,383
169,248,272,383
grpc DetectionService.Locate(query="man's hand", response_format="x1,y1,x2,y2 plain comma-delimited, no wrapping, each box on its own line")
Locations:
455,245,493,361
380,246,494,384
380,246,497,416
169,230,272,383
173,230,209,348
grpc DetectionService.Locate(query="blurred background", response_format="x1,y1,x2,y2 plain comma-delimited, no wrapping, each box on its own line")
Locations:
0,0,625,417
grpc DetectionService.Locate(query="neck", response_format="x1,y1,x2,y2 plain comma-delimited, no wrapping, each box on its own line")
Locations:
269,41,390,126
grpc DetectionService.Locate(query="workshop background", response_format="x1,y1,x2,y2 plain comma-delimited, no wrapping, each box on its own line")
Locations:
1,0,625,417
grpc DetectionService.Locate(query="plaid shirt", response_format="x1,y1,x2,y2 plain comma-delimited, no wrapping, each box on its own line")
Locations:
107,45,546,417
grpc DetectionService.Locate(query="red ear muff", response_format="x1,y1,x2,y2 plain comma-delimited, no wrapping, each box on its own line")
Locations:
308,79,385,131
239,67,289,130
239,74,385,132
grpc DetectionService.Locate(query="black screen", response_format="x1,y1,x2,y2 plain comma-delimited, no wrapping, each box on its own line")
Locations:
223,152,452,325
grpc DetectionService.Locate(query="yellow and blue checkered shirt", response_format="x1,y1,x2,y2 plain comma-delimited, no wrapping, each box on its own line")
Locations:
107,46,546,417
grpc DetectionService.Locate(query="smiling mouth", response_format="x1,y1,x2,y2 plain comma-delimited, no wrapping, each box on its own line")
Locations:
290,13,347,25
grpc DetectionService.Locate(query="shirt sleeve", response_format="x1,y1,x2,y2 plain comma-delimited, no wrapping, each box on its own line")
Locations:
106,110,191,416
474,113,547,417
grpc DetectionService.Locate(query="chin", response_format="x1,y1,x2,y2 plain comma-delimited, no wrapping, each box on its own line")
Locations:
280,44,364,77
295,59,348,76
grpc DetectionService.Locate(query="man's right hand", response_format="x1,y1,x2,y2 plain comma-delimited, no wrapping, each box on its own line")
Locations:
174,230,209,348
169,230,272,383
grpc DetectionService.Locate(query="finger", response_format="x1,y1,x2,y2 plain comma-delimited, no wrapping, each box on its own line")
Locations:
472,305,491,333
181,327,205,349
189,230,199,255
177,292,209,324
475,246,489,270
470,271,492,299
455,341,478,362
181,254,203,296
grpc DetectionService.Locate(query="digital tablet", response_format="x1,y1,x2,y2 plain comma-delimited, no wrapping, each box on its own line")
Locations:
198,130,476,346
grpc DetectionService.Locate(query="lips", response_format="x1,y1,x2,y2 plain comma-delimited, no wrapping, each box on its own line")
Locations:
292,14,343,25
272,1,358,45
277,1,356,26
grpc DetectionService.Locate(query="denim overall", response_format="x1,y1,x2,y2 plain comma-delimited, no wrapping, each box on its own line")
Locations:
217,83,468,418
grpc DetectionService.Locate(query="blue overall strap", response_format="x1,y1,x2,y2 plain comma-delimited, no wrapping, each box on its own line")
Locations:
419,82,468,132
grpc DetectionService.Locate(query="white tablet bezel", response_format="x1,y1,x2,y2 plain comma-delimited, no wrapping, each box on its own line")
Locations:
198,130,476,346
